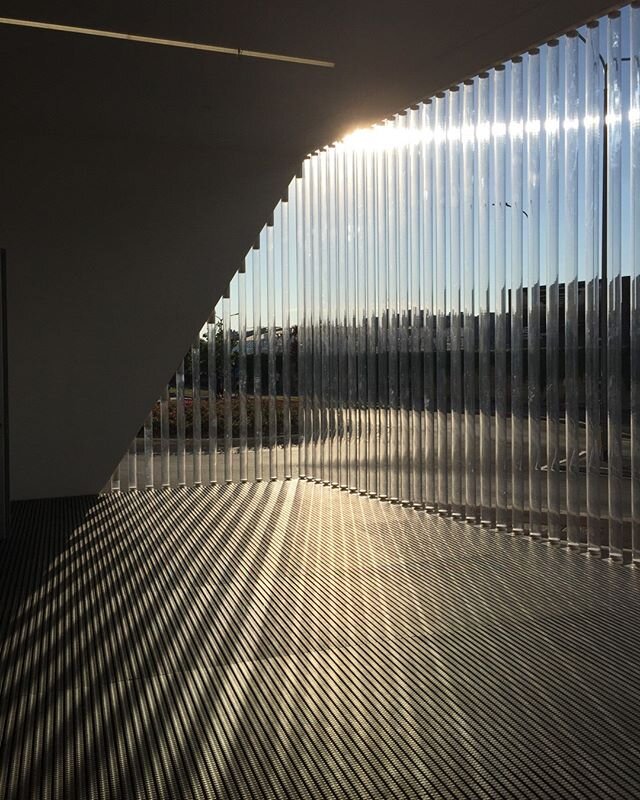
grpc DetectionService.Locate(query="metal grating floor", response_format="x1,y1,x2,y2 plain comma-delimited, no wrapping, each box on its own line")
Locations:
1,481,640,800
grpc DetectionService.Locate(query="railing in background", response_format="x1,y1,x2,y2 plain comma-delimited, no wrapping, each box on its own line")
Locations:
110,3,640,564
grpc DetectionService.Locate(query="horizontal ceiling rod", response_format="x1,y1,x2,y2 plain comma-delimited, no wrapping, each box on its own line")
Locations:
0,16,335,68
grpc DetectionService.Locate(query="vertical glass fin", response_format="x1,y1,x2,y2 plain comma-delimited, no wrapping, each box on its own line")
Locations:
191,339,202,486
176,359,186,487
448,88,464,518
527,49,544,538
160,385,170,489
207,309,218,485
477,74,493,526
434,93,449,513
510,58,526,533
564,32,583,547
606,11,625,559
462,81,477,523
584,22,602,555
493,65,509,531
631,4,640,564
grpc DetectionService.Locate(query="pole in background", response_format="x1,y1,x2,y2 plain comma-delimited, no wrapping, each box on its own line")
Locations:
0,249,10,539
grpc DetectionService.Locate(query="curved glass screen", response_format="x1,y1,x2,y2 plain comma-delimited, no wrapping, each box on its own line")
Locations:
110,4,640,564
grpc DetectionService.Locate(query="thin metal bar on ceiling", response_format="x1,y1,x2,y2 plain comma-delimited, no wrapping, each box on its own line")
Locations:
0,16,335,68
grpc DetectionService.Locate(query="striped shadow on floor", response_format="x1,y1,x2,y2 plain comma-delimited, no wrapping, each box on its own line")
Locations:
1,480,639,799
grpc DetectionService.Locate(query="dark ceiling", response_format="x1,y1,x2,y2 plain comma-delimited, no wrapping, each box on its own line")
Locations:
1,1,615,154
0,0,617,498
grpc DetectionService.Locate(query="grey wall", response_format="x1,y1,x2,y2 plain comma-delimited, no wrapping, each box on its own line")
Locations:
0,0,613,499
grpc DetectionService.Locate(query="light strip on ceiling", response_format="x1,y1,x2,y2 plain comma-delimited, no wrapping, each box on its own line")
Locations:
0,16,335,68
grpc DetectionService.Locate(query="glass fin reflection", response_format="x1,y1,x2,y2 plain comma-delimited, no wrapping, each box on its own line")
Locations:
109,7,639,563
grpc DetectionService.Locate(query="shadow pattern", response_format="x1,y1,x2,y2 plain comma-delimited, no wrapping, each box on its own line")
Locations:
1,481,640,799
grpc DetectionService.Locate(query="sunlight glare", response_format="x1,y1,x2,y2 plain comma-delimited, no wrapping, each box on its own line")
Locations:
341,124,421,151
